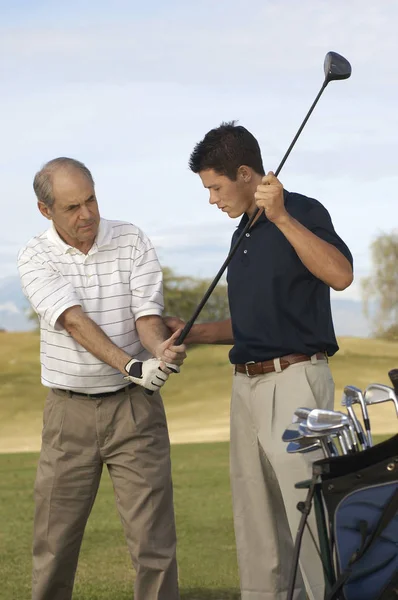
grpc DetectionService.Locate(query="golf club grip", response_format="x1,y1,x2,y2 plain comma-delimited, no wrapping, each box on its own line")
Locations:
175,80,330,343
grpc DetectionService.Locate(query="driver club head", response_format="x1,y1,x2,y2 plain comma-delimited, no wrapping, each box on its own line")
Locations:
364,383,398,417
324,51,352,83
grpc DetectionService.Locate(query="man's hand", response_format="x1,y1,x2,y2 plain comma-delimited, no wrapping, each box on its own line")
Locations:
155,329,187,367
254,171,290,225
164,316,198,345
124,357,170,392
164,317,185,334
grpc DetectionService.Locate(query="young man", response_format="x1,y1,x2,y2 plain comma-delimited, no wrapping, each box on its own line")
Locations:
18,157,186,600
166,122,353,600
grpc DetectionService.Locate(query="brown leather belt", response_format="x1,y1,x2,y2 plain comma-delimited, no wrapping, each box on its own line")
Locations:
235,352,327,377
55,382,136,399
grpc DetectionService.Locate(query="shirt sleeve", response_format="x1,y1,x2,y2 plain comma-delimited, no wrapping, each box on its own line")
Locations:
304,202,353,266
130,232,164,319
17,247,82,329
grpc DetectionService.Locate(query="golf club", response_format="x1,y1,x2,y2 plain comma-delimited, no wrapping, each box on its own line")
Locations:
306,410,355,454
292,407,312,423
282,423,304,443
298,423,340,457
344,385,372,447
364,383,398,417
341,392,368,450
286,440,322,454
174,51,352,348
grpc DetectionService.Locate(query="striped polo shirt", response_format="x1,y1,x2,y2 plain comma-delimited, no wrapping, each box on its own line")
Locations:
17,218,164,393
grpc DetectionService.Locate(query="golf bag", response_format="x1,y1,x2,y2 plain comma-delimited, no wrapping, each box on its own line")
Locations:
288,434,398,600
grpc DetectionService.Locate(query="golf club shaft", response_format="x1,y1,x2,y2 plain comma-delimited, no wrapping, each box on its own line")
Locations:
176,80,329,346
346,405,367,449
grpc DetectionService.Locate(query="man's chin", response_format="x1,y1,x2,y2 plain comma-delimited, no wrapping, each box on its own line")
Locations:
226,210,244,219
77,226,98,240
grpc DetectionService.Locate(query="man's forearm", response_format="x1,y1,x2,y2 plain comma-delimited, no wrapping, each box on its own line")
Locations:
136,315,172,356
188,319,234,345
275,215,353,291
58,306,131,373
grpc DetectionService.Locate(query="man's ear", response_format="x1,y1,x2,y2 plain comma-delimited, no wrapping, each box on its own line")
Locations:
237,165,252,183
37,201,52,221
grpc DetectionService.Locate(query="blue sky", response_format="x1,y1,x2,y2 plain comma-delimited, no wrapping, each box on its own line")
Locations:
1,0,397,302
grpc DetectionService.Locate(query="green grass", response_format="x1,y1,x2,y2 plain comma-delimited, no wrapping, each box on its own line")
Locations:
0,442,240,600
0,332,397,452
0,436,391,600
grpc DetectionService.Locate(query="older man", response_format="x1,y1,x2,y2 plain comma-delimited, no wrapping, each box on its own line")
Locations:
18,157,186,600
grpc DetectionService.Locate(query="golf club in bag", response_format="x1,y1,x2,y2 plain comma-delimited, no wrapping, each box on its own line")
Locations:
287,434,398,600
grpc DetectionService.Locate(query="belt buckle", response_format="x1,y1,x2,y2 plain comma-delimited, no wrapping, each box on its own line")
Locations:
245,361,256,377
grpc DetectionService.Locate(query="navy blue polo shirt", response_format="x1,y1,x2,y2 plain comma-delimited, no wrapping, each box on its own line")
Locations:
227,190,353,364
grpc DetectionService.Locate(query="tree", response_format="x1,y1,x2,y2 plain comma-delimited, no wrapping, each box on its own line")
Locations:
361,231,398,340
163,267,230,323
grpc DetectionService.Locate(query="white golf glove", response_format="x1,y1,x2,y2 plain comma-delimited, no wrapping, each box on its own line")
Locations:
124,358,179,392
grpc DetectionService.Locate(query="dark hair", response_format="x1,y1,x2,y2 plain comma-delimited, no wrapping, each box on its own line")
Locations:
189,120,265,180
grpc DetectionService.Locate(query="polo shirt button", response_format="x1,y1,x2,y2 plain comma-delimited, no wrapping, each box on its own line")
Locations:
246,233,250,237
243,250,248,254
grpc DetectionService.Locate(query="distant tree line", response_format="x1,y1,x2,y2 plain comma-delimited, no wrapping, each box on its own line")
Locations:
26,230,398,342
361,230,398,341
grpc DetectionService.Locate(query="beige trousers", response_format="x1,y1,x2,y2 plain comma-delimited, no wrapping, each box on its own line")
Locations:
230,357,335,600
32,385,179,600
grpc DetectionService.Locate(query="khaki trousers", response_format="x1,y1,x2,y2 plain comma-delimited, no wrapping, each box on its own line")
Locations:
32,385,179,600
230,357,335,600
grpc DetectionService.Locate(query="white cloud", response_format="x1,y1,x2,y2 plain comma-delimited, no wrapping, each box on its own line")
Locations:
0,302,19,314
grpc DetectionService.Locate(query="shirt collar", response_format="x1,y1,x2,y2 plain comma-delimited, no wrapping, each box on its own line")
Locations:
45,218,112,254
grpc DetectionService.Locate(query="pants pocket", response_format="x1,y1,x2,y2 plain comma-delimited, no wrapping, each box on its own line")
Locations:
302,362,335,411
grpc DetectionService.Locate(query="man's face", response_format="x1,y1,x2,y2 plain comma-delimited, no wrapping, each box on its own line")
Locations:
199,169,252,219
38,168,100,250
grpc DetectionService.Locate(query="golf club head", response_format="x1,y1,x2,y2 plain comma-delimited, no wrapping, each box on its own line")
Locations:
324,51,352,83
341,392,353,408
344,385,364,402
282,423,303,443
307,408,349,430
364,383,398,416
298,423,321,438
388,369,398,395
292,407,312,423
286,440,320,454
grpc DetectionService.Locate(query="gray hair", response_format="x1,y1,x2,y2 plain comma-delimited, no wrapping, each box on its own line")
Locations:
33,157,95,208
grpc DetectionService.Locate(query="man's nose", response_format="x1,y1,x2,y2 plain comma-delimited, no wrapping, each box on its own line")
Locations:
209,193,217,205
79,204,91,219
